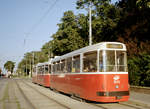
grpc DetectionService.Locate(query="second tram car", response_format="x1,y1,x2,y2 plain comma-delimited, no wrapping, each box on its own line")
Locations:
50,42,129,102
32,61,51,87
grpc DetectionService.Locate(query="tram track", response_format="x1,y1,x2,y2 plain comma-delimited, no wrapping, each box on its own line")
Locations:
23,79,150,109
119,101,150,109
89,101,150,109
85,98,150,109
19,80,71,109
15,80,37,109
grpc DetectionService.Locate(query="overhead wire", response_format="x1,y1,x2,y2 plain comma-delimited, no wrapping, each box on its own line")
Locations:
22,0,59,74
23,0,59,47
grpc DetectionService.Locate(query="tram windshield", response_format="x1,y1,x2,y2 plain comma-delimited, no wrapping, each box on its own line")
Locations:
100,50,127,72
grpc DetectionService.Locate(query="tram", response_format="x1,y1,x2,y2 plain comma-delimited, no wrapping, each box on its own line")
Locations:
32,61,51,87
50,42,129,102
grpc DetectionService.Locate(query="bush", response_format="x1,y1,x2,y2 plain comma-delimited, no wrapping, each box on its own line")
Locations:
128,54,150,86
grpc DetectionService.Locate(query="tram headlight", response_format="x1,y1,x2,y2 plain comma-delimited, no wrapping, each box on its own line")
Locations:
115,85,119,89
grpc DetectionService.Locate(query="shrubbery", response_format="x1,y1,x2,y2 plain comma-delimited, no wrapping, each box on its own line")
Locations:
128,54,150,86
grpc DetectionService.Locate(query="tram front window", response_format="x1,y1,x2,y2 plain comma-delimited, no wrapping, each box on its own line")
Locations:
105,51,116,72
116,51,127,72
101,50,127,72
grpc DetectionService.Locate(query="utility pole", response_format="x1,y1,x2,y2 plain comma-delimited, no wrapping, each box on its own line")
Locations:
32,52,34,77
89,1,92,46
30,59,31,78
33,52,34,65
26,60,27,76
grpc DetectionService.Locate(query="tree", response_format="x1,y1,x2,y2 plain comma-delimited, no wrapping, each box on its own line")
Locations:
4,61,15,73
51,11,85,56
115,0,150,57
128,54,150,86
41,41,53,58
0,68,2,76
115,0,150,86
76,0,122,43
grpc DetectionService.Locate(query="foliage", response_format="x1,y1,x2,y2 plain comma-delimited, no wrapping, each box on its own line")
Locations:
51,11,86,56
0,68,2,75
116,0,150,57
17,50,48,76
76,0,121,42
128,54,150,86
4,61,15,73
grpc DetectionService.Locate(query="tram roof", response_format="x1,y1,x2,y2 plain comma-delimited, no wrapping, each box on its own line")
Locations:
36,62,50,67
51,42,126,62
35,58,53,67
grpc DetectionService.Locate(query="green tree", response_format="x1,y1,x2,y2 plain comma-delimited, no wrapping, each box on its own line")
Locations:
4,61,15,73
116,0,150,56
52,11,85,56
128,54,150,86
17,50,49,76
0,68,2,76
76,0,122,43
41,41,53,58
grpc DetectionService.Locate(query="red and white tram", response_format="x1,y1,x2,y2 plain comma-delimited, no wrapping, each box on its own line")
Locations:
32,61,51,87
50,42,129,102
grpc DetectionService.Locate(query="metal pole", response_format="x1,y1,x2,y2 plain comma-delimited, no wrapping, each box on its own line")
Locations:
32,52,34,77
30,59,31,77
32,52,34,67
89,2,92,46
26,60,27,76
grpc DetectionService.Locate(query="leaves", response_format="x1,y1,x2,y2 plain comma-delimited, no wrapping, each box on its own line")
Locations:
4,61,15,73
0,68,2,74
128,54,150,86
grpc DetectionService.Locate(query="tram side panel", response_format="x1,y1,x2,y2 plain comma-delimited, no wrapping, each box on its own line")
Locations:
68,73,129,102
95,73,129,102
51,74,70,93
67,74,104,102
43,74,51,87
51,73,129,102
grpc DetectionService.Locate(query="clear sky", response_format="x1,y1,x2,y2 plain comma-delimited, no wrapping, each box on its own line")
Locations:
0,0,117,72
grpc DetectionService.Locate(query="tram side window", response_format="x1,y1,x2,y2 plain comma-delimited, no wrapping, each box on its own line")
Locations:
66,58,72,73
42,66,44,74
106,50,116,72
45,65,48,74
38,66,41,74
54,64,59,73
99,51,104,72
38,66,40,74
56,61,61,73
40,66,42,74
52,62,56,73
48,65,51,74
116,51,127,72
60,60,66,73
72,55,80,73
83,51,97,72
37,67,40,74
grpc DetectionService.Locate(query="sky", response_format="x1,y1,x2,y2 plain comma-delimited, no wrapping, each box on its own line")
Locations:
0,0,117,73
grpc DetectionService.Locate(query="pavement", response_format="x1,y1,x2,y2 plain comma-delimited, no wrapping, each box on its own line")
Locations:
129,91,150,107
